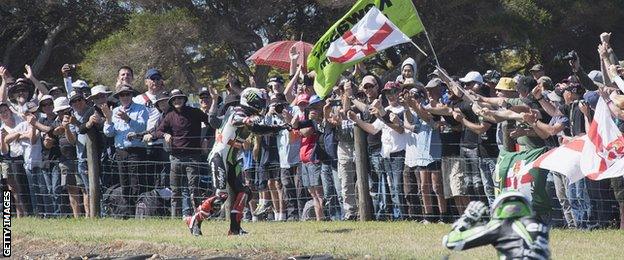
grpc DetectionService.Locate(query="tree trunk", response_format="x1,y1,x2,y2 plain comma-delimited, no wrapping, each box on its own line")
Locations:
31,21,69,75
2,27,31,66
179,62,200,92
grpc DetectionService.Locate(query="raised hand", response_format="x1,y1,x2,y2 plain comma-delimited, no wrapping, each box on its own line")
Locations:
61,64,72,77
600,32,611,44
23,64,36,81
289,45,299,60
531,84,543,100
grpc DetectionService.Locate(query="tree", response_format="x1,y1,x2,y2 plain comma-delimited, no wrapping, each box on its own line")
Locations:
80,9,200,93
0,0,128,82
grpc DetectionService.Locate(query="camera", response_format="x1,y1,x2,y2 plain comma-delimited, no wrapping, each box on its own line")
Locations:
561,50,578,62
409,88,426,100
329,99,342,107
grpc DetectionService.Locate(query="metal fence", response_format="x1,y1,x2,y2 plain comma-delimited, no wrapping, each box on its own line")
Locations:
1,143,621,229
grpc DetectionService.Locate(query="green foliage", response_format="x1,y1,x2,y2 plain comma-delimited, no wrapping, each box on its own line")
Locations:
81,9,200,92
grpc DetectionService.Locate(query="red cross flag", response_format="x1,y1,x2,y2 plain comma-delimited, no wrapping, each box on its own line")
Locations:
326,7,411,64
308,0,425,98
528,97,624,183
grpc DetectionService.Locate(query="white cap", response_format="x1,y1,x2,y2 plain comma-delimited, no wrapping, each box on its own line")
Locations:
53,96,71,113
459,71,484,84
587,70,604,84
71,79,89,89
88,85,112,100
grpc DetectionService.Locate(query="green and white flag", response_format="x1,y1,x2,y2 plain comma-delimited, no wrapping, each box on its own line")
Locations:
495,147,550,215
307,0,425,98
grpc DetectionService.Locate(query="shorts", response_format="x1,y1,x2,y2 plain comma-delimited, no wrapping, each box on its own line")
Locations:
424,160,441,171
300,163,322,187
611,177,624,203
59,161,84,188
441,157,467,199
256,163,280,190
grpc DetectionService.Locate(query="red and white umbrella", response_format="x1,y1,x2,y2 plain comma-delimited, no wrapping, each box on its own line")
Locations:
247,41,313,71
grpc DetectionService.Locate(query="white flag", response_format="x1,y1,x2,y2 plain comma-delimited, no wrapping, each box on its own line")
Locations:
326,7,412,64
533,98,624,183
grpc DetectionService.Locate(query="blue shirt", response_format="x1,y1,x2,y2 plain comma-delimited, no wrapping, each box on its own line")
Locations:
103,102,148,149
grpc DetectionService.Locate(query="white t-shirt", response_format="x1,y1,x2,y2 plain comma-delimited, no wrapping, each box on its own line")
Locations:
278,107,301,168
1,114,25,158
371,105,408,158
14,121,43,170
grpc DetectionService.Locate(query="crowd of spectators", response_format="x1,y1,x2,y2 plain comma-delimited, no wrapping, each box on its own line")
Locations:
1,32,623,230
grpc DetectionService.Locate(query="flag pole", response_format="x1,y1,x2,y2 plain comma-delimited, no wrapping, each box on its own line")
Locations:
414,9,441,67
424,31,440,68
410,40,428,57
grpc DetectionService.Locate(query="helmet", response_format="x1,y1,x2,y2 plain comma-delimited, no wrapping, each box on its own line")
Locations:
239,87,267,113
491,191,533,219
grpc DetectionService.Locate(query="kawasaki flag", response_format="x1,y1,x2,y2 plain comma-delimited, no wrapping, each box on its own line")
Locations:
307,0,425,98
495,147,551,216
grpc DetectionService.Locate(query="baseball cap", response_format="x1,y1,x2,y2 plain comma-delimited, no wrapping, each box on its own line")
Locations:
145,68,163,80
425,78,443,89
529,64,544,72
459,71,484,84
71,80,89,89
537,76,553,90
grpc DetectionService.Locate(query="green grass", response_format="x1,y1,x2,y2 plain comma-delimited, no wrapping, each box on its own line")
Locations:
13,218,624,259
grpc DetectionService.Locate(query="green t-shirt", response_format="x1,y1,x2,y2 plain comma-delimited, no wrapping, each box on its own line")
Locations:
506,98,546,150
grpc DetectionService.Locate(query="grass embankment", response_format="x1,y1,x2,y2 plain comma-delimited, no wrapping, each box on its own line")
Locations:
13,218,624,259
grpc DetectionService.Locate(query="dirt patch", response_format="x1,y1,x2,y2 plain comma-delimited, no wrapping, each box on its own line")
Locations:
13,235,286,259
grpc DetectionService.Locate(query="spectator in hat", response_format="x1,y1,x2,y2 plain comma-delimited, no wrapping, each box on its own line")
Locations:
402,77,446,222
459,71,484,93
483,70,501,94
135,68,165,132
145,91,172,188
537,76,554,91
349,81,409,220
0,101,30,217
48,86,66,99
50,96,83,217
86,85,117,187
395,57,417,84
67,90,94,215
267,75,285,97
103,84,149,216
494,77,518,98
17,102,46,216
1,64,49,112
529,64,545,80
149,89,212,218
31,95,60,216
292,95,327,221
72,80,91,98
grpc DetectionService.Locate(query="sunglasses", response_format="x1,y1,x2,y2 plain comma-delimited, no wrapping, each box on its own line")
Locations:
40,102,53,107
70,98,84,104
363,84,376,89
149,75,163,81
118,92,133,97
200,95,210,100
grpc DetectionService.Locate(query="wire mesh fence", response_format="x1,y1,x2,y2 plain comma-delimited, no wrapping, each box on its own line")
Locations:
1,140,622,229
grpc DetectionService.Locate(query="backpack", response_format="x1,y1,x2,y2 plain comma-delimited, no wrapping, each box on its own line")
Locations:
135,189,170,218
101,184,128,218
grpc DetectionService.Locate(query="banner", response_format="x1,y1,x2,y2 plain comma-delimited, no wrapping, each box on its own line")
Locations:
495,147,550,215
532,97,624,183
307,0,425,98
